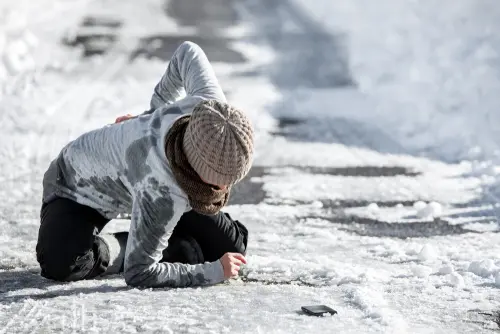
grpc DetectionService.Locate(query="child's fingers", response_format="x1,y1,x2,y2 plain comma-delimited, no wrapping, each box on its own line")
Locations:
115,114,133,123
231,258,243,267
232,253,247,264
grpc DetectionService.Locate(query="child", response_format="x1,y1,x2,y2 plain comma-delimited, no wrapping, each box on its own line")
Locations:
36,41,254,288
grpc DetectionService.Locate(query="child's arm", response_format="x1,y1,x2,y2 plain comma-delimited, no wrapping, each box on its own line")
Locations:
123,187,225,288
146,41,226,114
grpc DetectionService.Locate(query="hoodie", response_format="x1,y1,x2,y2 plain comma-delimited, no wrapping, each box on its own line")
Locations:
42,41,227,288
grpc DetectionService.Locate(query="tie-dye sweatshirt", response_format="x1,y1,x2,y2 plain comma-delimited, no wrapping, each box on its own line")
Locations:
42,41,227,288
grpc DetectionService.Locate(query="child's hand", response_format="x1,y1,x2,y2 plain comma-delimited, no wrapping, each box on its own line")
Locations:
115,114,134,123
219,252,247,279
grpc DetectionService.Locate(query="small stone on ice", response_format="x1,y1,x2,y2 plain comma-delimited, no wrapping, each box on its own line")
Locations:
413,201,427,210
418,244,437,262
448,273,464,287
438,264,454,275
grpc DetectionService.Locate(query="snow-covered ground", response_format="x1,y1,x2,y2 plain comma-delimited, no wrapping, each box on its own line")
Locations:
0,0,499,332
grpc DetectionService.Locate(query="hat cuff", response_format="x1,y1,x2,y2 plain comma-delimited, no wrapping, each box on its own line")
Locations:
182,129,250,186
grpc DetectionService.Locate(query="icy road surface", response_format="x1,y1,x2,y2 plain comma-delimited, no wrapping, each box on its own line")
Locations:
0,0,499,332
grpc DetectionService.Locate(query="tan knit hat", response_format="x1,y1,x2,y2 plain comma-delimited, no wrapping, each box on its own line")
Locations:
182,99,254,186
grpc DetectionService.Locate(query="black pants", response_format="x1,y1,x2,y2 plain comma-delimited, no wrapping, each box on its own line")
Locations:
36,197,248,282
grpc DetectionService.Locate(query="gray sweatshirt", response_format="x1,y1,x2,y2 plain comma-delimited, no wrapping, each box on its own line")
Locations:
42,41,227,288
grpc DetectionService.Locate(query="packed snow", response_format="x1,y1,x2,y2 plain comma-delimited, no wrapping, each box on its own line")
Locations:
0,0,499,333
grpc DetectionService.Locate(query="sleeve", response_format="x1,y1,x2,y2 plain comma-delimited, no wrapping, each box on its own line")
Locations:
147,41,226,113
123,187,225,288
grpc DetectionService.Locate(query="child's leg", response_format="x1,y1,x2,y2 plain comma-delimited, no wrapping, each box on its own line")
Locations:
162,210,249,264
36,197,112,281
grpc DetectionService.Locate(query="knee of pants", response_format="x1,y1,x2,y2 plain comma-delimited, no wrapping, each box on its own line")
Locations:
232,218,249,255
36,244,98,282
173,210,250,260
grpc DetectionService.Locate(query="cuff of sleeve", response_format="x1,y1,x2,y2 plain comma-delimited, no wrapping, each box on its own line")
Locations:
204,260,225,284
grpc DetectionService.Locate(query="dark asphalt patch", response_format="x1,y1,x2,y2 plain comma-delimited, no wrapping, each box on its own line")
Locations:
230,165,496,238
165,0,239,28
63,1,245,62
130,35,246,63
242,0,355,89
239,276,316,287
277,117,304,127
295,199,419,209
228,165,419,206
267,31,354,88
465,310,500,330
272,116,406,154
285,166,419,177
306,215,475,238
130,0,246,63
82,16,123,28
62,16,122,57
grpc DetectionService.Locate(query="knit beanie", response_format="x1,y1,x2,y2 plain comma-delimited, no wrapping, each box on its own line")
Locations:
182,99,254,186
